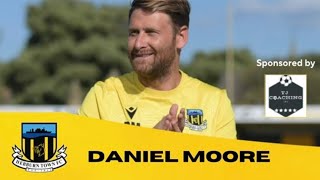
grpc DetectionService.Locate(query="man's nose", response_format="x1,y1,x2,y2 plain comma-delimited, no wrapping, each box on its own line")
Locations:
134,33,147,49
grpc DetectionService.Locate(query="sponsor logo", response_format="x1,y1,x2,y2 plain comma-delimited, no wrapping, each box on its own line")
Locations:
265,75,307,117
185,109,207,131
12,123,67,173
124,107,140,126
125,107,138,119
124,121,140,126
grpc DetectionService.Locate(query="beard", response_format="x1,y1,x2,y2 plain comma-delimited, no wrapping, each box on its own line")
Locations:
129,40,177,80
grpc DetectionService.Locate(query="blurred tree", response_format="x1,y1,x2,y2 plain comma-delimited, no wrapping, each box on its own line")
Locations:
0,62,4,103
0,62,3,84
0,62,13,103
184,49,255,85
2,0,131,104
183,48,256,103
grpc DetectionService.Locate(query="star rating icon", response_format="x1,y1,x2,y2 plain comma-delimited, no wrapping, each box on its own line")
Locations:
274,108,297,113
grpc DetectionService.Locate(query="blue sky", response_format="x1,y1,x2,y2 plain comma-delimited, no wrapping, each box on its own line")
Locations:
1,0,320,63
22,123,56,133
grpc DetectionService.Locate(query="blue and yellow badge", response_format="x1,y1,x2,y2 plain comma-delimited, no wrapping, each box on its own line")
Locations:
12,123,67,172
185,109,207,131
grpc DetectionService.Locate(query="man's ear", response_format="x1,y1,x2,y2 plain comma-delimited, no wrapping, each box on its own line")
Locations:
176,25,189,49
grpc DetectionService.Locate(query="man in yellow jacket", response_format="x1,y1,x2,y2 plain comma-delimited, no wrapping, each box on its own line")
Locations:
79,0,236,139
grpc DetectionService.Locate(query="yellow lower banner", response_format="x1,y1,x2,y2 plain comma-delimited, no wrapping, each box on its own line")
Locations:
0,113,319,179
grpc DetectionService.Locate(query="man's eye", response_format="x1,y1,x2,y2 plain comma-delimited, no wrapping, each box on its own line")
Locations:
147,31,157,36
129,31,138,36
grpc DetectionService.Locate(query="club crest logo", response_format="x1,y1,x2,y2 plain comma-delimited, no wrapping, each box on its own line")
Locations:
185,109,207,131
265,75,307,117
12,123,67,172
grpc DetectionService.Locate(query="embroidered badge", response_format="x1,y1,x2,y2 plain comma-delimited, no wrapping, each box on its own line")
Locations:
185,109,207,131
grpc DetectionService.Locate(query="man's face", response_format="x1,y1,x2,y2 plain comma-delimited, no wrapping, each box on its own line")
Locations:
128,9,177,78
